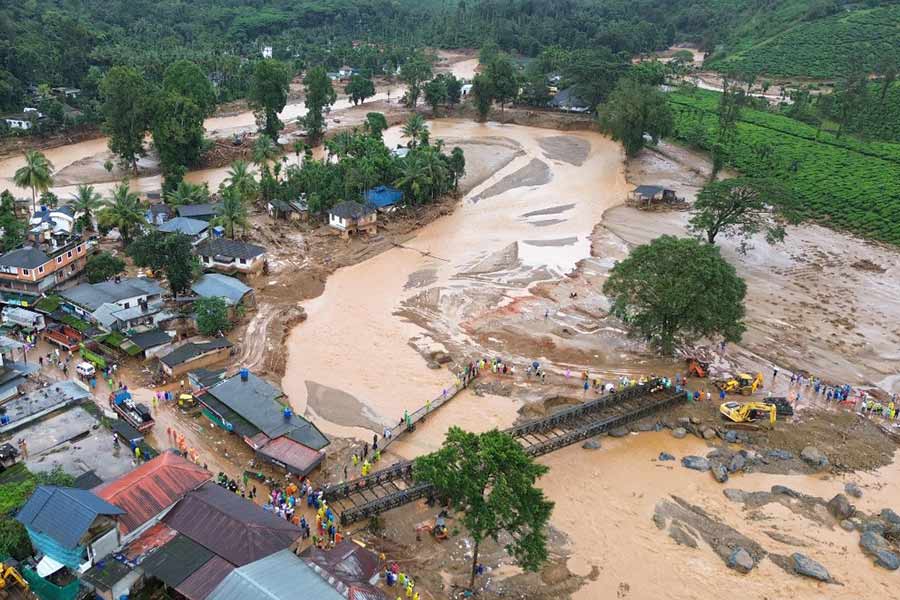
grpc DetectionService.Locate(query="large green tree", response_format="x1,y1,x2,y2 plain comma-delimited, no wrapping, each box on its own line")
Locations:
0,190,25,251
602,235,747,354
563,48,628,110
129,231,196,296
13,150,53,212
164,181,210,205
301,66,337,144
688,177,795,252
100,66,152,174
597,78,673,157
399,53,433,108
415,428,554,590
195,296,232,335
471,73,494,121
424,77,449,114
162,59,217,118
364,112,389,140
214,186,249,239
249,59,291,137
85,251,125,283
484,54,519,114
152,92,206,190
346,74,375,106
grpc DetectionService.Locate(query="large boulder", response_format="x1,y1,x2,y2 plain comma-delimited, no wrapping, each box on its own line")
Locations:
723,489,747,503
860,531,900,570
844,482,863,498
724,430,739,443
881,509,900,526
609,426,630,438
826,494,854,520
728,453,747,473
702,427,717,440
801,446,829,471
711,464,729,483
658,452,675,462
727,547,755,574
791,553,831,582
681,456,710,471
671,427,687,439
840,520,855,532
582,438,601,450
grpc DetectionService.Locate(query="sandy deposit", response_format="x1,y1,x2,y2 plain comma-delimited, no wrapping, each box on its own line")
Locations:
539,433,900,600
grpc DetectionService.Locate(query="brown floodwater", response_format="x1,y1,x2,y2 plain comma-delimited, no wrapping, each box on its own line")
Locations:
281,120,627,434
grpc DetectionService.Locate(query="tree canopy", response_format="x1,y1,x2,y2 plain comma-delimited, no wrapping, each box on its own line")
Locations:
85,251,125,283
597,77,673,157
302,66,337,144
195,296,232,335
414,427,554,589
602,235,747,354
688,177,796,252
249,59,291,137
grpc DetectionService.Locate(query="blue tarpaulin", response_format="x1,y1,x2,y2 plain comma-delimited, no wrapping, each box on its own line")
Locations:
363,186,403,208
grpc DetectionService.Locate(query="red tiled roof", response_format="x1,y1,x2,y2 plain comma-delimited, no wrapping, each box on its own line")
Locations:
163,482,301,566
258,436,324,476
94,451,212,534
175,555,235,600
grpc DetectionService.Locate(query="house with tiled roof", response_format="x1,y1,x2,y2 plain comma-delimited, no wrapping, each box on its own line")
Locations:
93,451,211,542
195,238,267,274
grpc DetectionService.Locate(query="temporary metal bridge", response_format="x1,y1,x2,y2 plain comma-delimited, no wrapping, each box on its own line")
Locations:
323,380,684,525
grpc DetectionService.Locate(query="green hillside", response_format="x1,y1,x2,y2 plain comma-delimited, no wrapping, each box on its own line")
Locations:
711,4,900,78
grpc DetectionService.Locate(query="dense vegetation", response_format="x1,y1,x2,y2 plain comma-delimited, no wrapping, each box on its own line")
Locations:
669,88,900,245
710,3,900,78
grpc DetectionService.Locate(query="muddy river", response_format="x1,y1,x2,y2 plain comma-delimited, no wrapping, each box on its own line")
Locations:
281,120,628,438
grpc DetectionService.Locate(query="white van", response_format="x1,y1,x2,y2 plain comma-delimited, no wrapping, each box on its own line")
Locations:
76,362,96,378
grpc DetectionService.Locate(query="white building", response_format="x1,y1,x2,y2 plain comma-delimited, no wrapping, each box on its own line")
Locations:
328,201,378,238
3,115,32,130
262,46,273,58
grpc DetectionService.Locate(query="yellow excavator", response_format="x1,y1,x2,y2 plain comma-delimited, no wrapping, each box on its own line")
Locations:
0,561,29,595
715,372,763,395
720,401,777,426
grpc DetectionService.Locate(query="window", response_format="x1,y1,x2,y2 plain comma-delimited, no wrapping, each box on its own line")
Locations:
38,266,44,274
67,251,72,258
239,258,246,264
76,245,82,253
56,256,62,264
22,269,29,276
123,302,130,309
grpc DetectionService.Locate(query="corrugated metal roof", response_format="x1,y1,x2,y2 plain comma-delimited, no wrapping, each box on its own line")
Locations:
158,217,209,236
191,274,252,306
163,482,300,567
207,549,345,600
16,486,124,549
257,436,324,476
94,451,211,534
175,555,235,600
301,540,382,587
160,338,233,368
141,534,214,588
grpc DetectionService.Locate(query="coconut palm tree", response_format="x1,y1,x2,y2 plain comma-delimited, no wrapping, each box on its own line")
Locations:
100,182,146,245
252,135,279,168
164,181,210,205
394,154,432,205
225,160,258,203
292,140,305,165
70,184,103,231
401,114,426,149
213,186,249,239
14,150,54,213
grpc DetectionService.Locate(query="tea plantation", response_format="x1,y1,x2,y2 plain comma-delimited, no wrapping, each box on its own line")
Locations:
668,89,900,246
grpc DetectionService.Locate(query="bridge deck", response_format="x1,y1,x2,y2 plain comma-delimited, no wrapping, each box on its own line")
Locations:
324,381,684,525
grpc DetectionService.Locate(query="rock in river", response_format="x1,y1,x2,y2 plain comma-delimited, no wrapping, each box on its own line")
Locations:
860,531,900,571
582,438,601,450
800,446,829,470
609,426,629,438
728,453,746,473
791,553,831,582
727,547,755,574
658,452,675,462
681,456,710,471
827,494,854,520
767,449,794,461
711,464,729,483
702,427,717,440
844,482,863,498
671,427,687,439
